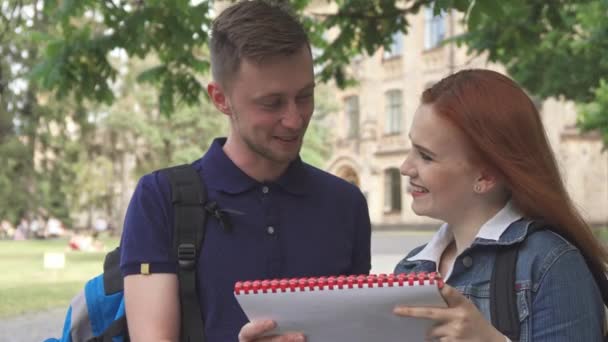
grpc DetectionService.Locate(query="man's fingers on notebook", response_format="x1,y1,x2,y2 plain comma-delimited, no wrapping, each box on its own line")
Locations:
238,320,305,342
238,320,276,341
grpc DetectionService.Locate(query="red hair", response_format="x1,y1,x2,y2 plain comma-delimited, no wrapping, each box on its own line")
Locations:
422,69,608,271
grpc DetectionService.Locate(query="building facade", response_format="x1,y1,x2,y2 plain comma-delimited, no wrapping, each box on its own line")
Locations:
325,9,608,229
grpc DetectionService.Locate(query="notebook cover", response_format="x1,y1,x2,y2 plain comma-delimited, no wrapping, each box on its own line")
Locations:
235,273,446,342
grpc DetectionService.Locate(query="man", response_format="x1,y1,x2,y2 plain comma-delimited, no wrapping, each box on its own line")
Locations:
119,1,371,341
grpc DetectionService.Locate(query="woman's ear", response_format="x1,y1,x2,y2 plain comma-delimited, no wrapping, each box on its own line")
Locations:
207,82,232,116
473,168,500,194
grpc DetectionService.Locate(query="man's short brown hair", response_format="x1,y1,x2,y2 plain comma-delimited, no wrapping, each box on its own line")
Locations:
210,0,310,88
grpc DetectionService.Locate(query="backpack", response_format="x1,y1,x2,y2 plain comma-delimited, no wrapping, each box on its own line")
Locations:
45,164,224,342
492,221,608,341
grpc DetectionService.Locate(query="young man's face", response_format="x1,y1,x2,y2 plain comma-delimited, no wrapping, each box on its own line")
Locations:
220,45,315,166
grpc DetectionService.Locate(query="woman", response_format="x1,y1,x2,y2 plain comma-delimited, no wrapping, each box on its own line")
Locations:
238,69,607,341
393,69,606,341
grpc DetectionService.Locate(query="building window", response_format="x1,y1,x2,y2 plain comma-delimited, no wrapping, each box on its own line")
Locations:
424,7,445,49
385,90,403,134
344,96,360,139
384,168,402,212
383,32,403,59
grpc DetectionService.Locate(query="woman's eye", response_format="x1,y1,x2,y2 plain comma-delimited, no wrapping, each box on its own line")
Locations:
419,151,433,161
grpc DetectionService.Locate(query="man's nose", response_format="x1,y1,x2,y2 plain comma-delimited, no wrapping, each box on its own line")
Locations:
281,101,304,130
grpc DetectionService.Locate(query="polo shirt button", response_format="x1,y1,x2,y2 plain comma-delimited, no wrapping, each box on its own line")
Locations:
262,186,269,194
462,255,473,268
266,226,275,235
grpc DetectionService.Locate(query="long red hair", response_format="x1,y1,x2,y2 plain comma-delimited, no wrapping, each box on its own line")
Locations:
422,69,608,272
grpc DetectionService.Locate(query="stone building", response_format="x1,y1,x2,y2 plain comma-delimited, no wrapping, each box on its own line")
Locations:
324,8,608,229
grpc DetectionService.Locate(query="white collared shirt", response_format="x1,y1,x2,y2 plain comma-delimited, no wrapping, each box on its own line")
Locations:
407,200,523,280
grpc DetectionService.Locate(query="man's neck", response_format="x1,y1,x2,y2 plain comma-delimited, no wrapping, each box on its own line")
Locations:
223,137,289,182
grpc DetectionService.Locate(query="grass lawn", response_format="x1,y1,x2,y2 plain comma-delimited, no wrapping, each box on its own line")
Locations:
0,236,119,318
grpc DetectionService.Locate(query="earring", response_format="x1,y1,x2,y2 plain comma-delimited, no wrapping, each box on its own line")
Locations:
474,185,482,193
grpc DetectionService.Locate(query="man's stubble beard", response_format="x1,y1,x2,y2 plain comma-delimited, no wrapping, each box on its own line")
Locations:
231,107,304,165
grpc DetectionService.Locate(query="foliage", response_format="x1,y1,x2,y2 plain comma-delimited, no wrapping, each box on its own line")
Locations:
458,0,608,146
4,0,608,227
0,0,76,225
578,80,608,148
301,83,338,167
32,0,442,115
30,0,608,147
0,0,334,228
0,137,31,223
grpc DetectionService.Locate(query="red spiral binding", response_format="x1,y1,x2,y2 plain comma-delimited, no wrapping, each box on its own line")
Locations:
234,272,444,295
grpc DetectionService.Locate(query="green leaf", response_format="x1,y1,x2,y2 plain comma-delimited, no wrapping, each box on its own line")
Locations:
190,58,210,74
136,65,167,84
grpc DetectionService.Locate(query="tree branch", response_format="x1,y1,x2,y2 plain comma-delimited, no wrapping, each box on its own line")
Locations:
0,0,23,41
309,0,431,20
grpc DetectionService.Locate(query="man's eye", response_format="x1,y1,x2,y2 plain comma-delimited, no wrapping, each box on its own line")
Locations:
296,94,313,102
261,100,281,109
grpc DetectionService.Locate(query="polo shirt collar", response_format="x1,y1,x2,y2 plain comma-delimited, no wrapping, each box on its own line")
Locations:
275,157,309,196
407,200,523,263
200,138,310,196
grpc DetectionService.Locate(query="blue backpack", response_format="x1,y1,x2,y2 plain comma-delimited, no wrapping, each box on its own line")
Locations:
45,164,229,342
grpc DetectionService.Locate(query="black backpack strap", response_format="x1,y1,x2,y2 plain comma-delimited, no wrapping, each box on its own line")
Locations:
491,243,520,340
87,316,129,342
163,164,208,342
491,221,545,341
102,247,123,295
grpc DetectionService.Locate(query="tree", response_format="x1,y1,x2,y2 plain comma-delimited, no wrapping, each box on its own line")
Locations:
31,0,608,147
0,0,336,228
31,0,439,115
458,0,608,146
0,0,82,224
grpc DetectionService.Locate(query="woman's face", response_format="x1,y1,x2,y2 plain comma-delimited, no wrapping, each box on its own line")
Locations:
400,104,482,222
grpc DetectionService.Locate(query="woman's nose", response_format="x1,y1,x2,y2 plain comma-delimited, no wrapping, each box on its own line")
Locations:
400,156,416,178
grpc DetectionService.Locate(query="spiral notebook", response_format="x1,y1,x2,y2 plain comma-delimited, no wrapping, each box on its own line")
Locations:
235,272,446,342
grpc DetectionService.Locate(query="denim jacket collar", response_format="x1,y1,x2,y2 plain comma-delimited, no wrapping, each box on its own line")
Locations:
407,201,525,264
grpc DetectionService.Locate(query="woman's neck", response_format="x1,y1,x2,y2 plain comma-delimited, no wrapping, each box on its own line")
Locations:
447,199,507,254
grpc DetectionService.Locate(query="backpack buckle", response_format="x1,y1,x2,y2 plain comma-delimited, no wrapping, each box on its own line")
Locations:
177,243,196,270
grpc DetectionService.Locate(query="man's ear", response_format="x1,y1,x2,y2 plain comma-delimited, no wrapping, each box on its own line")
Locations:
207,82,232,115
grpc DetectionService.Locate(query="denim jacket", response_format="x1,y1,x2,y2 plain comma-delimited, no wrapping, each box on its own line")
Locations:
394,219,605,341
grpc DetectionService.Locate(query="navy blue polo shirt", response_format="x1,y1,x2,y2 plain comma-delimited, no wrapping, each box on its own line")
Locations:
120,138,371,341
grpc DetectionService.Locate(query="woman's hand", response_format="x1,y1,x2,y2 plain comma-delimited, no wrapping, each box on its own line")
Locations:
238,320,305,342
393,285,507,342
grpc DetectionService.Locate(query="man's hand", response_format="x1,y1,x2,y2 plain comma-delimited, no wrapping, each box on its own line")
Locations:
238,320,305,342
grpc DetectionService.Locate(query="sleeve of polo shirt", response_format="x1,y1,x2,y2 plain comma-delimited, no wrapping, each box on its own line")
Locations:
351,192,372,275
120,171,177,276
